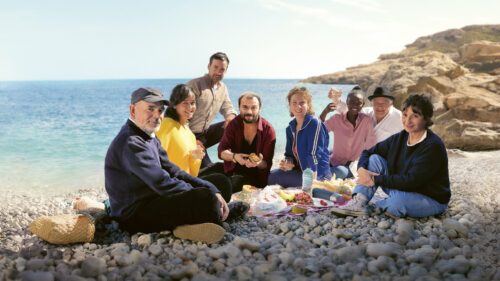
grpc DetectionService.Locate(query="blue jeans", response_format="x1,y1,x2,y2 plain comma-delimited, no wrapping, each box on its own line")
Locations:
268,169,302,188
354,154,448,218
330,162,353,179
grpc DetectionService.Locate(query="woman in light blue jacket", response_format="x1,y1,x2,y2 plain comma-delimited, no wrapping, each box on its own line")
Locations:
268,87,332,187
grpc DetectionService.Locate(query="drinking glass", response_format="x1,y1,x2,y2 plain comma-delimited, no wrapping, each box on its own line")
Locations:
328,88,342,106
191,145,204,160
281,156,294,171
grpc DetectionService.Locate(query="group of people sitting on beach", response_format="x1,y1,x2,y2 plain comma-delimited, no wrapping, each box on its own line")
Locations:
104,52,451,243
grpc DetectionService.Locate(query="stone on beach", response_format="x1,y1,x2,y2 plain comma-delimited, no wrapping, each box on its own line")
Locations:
366,243,401,257
0,150,499,280
443,218,469,237
80,256,106,278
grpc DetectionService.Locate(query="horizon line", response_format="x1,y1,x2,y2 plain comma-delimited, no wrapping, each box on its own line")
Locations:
0,77,307,83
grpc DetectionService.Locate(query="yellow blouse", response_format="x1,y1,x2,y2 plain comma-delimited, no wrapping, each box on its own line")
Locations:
155,117,201,176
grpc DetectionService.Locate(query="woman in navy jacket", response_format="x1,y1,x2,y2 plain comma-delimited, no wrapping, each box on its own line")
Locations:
268,87,332,187
331,94,450,218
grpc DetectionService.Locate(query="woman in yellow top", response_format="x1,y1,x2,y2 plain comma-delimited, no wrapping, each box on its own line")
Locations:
156,84,235,203
156,85,204,176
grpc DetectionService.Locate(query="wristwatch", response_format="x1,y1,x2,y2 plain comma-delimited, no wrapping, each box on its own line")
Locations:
232,153,237,163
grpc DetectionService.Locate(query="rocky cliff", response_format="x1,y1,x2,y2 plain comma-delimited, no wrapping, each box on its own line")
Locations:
303,25,500,150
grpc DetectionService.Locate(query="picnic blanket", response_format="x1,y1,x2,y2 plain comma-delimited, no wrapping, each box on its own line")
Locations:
231,185,351,219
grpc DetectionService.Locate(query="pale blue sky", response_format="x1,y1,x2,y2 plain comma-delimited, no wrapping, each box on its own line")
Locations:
1,0,498,81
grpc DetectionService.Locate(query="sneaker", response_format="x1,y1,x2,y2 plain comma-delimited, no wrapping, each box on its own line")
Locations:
173,223,225,244
226,201,250,222
331,193,369,217
73,197,105,211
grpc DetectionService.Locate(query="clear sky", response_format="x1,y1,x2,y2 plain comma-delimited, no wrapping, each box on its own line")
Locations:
1,0,498,81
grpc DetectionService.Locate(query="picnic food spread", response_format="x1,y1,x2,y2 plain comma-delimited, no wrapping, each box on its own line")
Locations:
278,190,295,201
231,182,352,217
294,192,313,205
312,177,355,199
292,206,307,214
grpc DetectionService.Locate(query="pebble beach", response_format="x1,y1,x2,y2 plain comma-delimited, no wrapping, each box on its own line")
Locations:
0,149,499,281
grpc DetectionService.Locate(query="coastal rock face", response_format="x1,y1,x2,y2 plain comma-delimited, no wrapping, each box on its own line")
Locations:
302,25,500,150
458,41,500,74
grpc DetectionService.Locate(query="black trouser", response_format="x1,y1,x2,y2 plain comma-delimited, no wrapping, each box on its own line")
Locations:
194,121,225,168
199,172,232,202
120,175,231,234
199,162,259,194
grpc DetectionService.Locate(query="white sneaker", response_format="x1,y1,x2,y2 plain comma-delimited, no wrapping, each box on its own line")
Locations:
331,193,369,216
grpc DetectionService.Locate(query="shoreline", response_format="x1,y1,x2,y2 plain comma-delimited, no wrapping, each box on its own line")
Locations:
0,149,499,280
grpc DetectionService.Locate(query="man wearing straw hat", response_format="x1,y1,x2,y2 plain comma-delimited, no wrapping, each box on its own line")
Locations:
328,86,404,143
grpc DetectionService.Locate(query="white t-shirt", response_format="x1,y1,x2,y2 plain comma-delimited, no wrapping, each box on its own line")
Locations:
361,106,404,143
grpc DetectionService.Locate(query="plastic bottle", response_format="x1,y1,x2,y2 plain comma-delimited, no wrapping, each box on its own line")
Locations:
312,188,346,204
302,168,314,194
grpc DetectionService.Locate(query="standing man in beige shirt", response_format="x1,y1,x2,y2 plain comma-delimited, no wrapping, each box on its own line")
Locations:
187,52,237,168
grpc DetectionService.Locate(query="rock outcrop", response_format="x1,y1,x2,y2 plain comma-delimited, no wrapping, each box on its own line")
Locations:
458,41,500,74
302,25,500,150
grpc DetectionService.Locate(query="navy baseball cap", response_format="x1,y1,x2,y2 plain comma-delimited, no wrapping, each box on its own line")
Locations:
131,87,169,105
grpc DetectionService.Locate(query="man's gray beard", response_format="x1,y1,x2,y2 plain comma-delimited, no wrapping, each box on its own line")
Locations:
142,124,161,135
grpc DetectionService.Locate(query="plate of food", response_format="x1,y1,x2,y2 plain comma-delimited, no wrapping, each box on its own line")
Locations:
284,191,334,208
312,198,334,208
231,184,259,203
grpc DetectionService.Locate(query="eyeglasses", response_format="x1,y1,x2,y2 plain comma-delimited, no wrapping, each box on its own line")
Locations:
289,86,308,95
291,86,307,91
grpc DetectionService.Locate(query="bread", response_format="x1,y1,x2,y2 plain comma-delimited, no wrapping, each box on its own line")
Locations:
249,153,261,162
242,185,256,193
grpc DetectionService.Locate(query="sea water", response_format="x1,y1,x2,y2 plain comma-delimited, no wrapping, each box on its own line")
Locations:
0,79,353,191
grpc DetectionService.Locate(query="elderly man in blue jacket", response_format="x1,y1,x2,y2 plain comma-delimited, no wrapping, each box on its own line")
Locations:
105,87,248,244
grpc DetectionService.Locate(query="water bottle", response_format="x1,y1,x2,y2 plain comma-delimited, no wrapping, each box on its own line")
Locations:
302,168,314,194
312,188,346,204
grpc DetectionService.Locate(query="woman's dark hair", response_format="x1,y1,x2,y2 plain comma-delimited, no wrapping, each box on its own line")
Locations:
402,94,434,128
165,84,194,122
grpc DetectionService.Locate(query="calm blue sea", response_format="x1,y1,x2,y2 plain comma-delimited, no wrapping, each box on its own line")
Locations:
0,79,353,191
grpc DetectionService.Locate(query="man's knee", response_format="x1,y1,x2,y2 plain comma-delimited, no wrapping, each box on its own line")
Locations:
209,173,232,201
191,188,219,204
188,188,222,222
205,122,225,147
